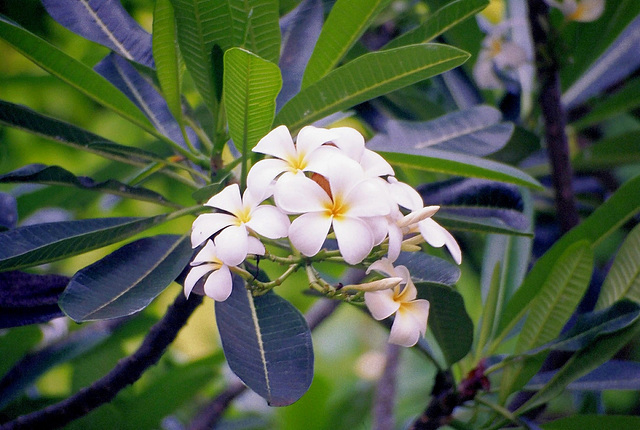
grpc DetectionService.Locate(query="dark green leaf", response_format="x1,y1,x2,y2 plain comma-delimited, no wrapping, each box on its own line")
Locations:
572,131,640,172
436,213,533,236
276,43,470,134
59,235,192,321
542,415,640,430
529,360,640,391
415,282,473,365
301,0,392,87
572,77,640,130
215,276,314,406
396,252,460,287
0,164,179,208
382,0,489,50
0,216,167,272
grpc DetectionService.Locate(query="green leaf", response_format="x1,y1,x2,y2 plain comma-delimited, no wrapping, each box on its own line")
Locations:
153,0,184,125
499,174,640,334
223,47,282,159
476,262,501,355
0,216,167,272
499,241,594,402
170,0,280,115
378,150,542,189
0,15,155,134
382,0,489,50
542,415,640,430
596,223,640,309
59,235,192,322
276,43,470,134
572,77,640,130
435,213,533,236
0,164,180,208
301,0,392,87
215,276,314,406
572,131,640,172
415,282,473,365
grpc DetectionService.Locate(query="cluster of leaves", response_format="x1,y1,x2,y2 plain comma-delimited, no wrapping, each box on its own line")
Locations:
1,0,640,428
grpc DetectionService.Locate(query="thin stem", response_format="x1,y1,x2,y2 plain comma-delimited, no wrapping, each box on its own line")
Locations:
0,292,203,430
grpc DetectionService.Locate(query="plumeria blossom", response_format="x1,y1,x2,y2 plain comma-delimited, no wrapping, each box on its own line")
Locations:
364,258,430,347
545,0,604,22
191,183,289,266
274,155,391,265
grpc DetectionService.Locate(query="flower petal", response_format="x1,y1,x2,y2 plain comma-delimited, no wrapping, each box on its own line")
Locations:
247,205,290,239
205,183,243,215
214,225,248,266
329,126,365,161
419,218,462,264
203,265,233,302
288,212,332,257
247,236,265,255
365,289,400,320
296,125,336,155
191,213,236,248
361,148,394,177
252,125,295,160
274,173,331,214
333,216,374,264
387,177,424,212
344,178,392,217
389,300,430,347
367,258,398,278
184,264,214,298
192,239,220,264
247,158,288,199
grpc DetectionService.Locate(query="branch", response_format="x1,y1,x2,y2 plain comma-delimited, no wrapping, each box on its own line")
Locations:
373,343,402,430
0,292,203,430
528,0,579,233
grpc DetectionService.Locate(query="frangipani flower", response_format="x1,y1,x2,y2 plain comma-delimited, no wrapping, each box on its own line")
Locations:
545,0,604,22
191,183,289,266
274,156,391,264
364,258,430,347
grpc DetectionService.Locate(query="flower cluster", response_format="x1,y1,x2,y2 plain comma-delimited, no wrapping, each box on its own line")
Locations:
544,0,604,22
187,125,461,346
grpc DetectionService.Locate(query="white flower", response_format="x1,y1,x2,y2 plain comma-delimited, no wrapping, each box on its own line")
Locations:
545,0,604,22
364,258,430,347
191,183,289,266
274,156,391,264
416,218,462,265
184,240,249,301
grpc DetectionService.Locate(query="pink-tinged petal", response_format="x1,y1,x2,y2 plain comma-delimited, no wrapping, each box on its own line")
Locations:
192,240,220,264
252,125,295,159
364,289,400,320
288,212,332,257
389,300,430,347
367,258,397,278
395,276,417,301
191,213,235,248
203,265,233,302
274,173,331,214
345,179,393,217
303,146,347,176
247,236,265,255
324,156,365,198
361,149,394,177
419,219,462,264
214,225,248,266
247,205,290,239
184,264,214,298
205,183,243,215
247,158,288,199
329,127,365,161
387,177,423,211
296,125,337,155
364,215,390,246
387,222,403,262
333,216,374,264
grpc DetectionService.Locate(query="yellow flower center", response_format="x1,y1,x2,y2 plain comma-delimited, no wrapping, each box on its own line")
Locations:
568,4,585,20
234,206,252,225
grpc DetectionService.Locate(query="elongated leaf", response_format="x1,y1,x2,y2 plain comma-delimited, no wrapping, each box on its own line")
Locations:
435,213,533,236
153,0,184,123
572,77,640,130
596,223,640,309
476,262,501,354
0,15,155,134
223,48,282,155
59,235,191,321
171,0,281,115
368,105,514,157
215,276,314,406
515,318,640,415
301,0,392,88
572,131,640,172
0,164,179,208
0,100,160,166
277,0,323,109
563,14,640,109
415,282,473,364
500,174,640,334
542,415,640,430
95,53,191,149
276,43,470,134
379,150,542,189
382,0,489,50
42,0,154,67
0,192,17,230
0,216,167,272
528,360,640,391
396,252,460,287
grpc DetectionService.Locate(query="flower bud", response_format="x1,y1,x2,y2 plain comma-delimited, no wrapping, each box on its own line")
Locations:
345,277,403,292
397,205,440,228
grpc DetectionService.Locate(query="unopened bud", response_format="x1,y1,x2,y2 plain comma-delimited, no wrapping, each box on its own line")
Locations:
345,277,403,292
401,243,422,252
397,206,440,228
